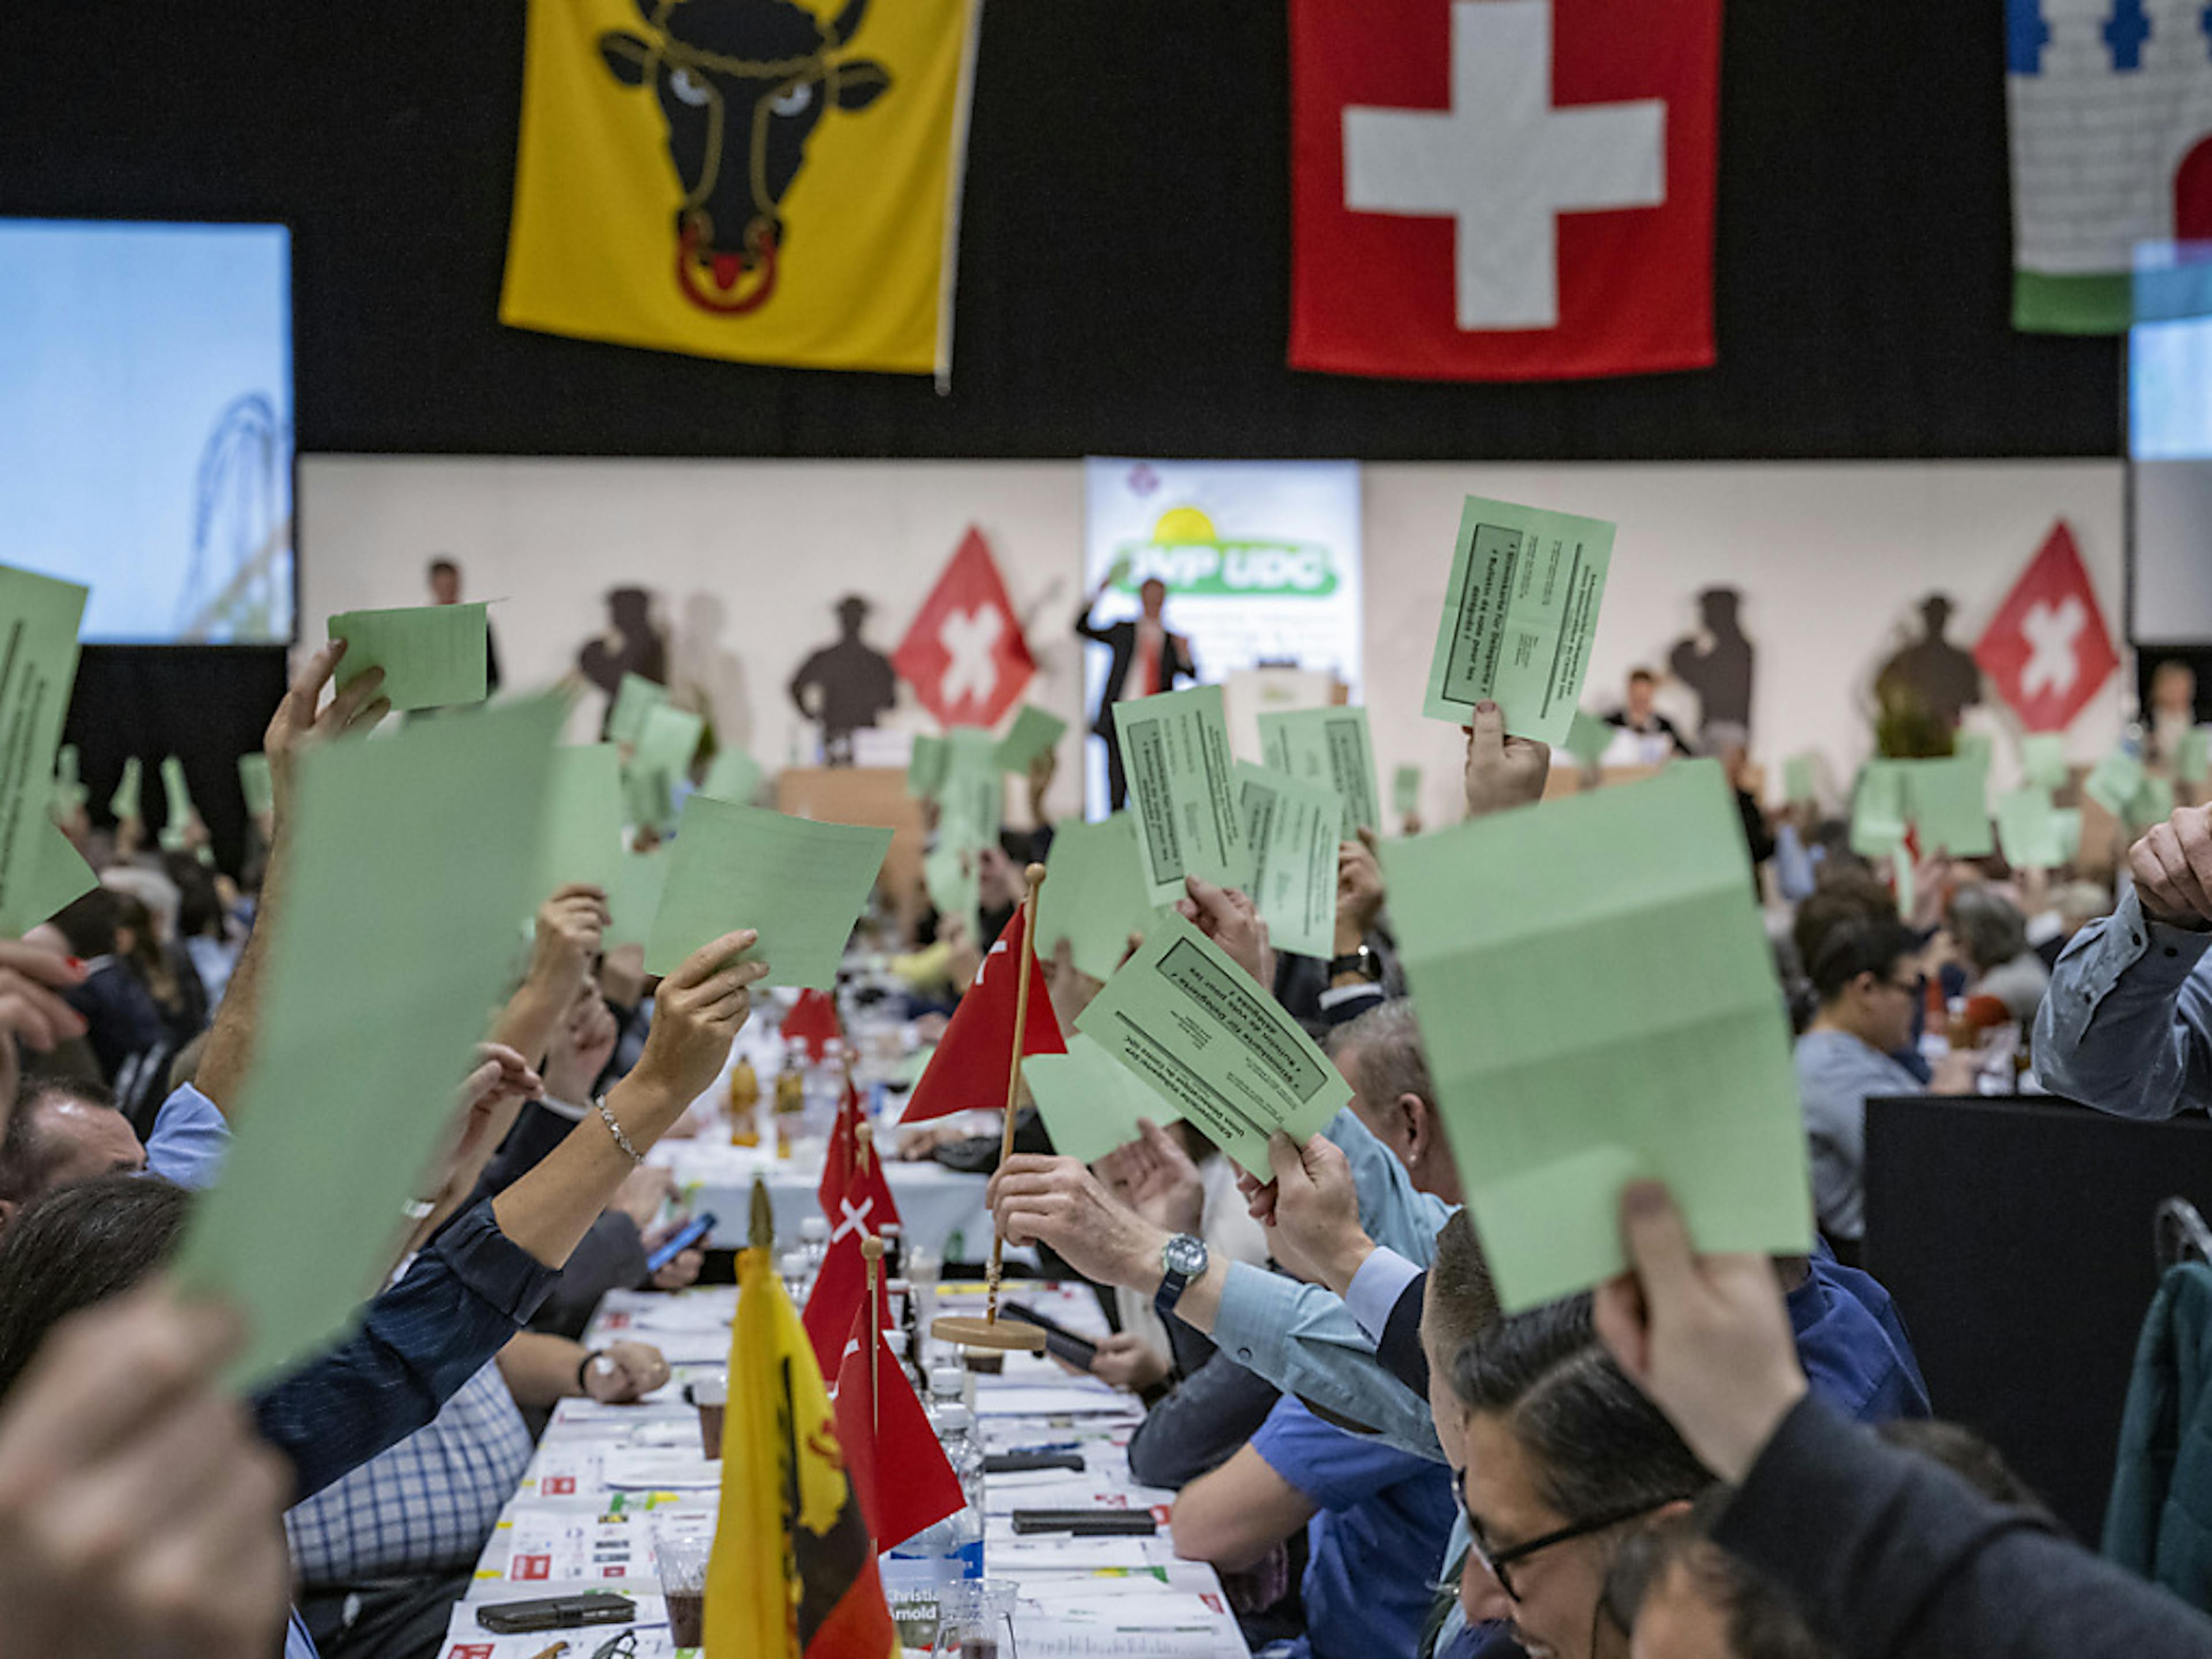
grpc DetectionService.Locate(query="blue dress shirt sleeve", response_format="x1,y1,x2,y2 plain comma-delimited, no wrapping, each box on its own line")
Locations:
1345,1245,1423,1342
2033,888,2212,1119
251,1198,558,1503
141,1083,232,1190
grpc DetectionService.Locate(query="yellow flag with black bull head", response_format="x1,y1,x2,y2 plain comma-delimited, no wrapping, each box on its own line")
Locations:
502,0,982,378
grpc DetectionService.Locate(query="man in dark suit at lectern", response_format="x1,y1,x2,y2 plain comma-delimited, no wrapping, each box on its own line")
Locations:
1075,565,1196,810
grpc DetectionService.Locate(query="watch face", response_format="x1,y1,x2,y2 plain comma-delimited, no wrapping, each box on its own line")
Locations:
1162,1234,1208,1277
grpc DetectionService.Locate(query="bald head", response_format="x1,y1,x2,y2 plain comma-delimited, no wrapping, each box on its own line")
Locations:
0,1084,144,1224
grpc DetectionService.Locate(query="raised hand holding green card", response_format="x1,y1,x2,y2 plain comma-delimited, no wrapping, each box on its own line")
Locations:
328,603,489,713
1112,684,1250,905
1023,1035,1179,1167
160,755,197,851
1037,813,1157,982
1900,755,1993,858
1258,706,1381,836
173,696,565,1387
1235,762,1342,961
2084,750,2145,820
907,733,949,801
0,566,90,934
111,756,143,823
643,797,891,988
607,672,667,747
1379,760,1810,1312
1074,908,1349,1180
1994,786,2066,869
1422,496,1613,746
1850,762,1907,857
1392,764,1422,819
2020,733,2070,790
630,703,704,831
995,705,1069,775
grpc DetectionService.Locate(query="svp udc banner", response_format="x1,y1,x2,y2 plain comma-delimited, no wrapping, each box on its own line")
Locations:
1082,459,1363,809
501,0,983,377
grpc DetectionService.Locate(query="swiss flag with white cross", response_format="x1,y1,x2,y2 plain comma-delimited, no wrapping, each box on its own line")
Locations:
1289,0,1721,381
894,527,1036,729
1973,520,2119,734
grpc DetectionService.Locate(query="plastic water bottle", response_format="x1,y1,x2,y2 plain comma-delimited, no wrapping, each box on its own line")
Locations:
883,1403,986,1599
799,1215,830,1278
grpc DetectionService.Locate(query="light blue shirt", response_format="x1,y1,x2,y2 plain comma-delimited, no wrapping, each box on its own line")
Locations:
142,1083,232,1190
1794,1029,1924,1243
1209,1108,1455,1462
2034,888,2212,1119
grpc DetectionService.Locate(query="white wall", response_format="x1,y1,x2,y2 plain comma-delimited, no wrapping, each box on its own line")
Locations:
301,455,2126,829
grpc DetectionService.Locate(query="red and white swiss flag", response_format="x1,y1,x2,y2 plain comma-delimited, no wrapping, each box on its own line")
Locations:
1290,0,1721,381
893,528,1036,730
1972,521,2119,734
897,903,1065,1126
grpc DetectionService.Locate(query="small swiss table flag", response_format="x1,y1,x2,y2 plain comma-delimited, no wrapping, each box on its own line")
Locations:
1290,0,1721,381
1972,521,2119,734
897,903,1065,1126
893,528,1036,729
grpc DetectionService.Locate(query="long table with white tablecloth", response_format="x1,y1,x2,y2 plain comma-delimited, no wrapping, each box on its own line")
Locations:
438,1278,1252,1658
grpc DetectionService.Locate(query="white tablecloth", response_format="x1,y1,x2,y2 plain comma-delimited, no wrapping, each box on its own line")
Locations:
658,1141,993,1260
443,1282,1251,1658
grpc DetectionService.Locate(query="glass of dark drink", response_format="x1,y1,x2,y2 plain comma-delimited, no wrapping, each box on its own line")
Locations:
655,1527,713,1649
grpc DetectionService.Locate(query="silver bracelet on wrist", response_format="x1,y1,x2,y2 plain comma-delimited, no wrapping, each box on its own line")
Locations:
593,1094,643,1166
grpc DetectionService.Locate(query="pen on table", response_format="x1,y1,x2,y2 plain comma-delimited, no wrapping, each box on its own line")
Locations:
526,1642,570,1659
1012,1440,1082,1455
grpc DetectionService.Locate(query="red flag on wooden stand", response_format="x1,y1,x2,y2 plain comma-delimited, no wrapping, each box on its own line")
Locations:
832,1293,964,1551
898,904,1064,1126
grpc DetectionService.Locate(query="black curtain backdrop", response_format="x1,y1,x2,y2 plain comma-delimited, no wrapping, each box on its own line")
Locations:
63,649,291,878
0,2,2121,463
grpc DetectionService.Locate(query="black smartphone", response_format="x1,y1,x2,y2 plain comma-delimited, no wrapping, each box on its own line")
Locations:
645,1211,717,1274
1011,1508,1158,1536
476,1593,638,1634
999,1300,1101,1370
985,1450,1086,1475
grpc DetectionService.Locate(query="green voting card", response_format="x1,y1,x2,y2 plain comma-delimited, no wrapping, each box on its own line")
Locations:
1564,710,1613,770
238,753,275,818
52,745,84,817
644,797,891,988
632,702,703,798
1392,764,1422,819
172,696,563,1388
6,819,96,938
698,744,764,805
0,566,89,931
2052,808,2084,865
1900,755,1993,858
1075,909,1350,1180
111,756,143,822
160,755,197,851
1955,732,1994,769
1024,1035,1179,1166
937,728,1003,856
995,705,1069,775
2020,733,2070,790
907,733,949,801
923,842,981,940
1037,813,1158,982
328,603,489,713
1422,496,1613,746
1236,762,1342,961
1850,762,1907,857
533,744,627,902
2085,749,2145,821
1895,848,1916,921
1258,706,1381,836
605,847,672,949
607,672,667,747
1113,684,1251,905
2131,772,2176,830
2178,727,2211,787
1783,754,1817,806
1994,786,2067,869
624,766,672,833
1380,759,1810,1313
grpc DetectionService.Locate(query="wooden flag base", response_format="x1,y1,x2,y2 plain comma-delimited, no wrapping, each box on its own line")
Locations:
930,1315,1045,1351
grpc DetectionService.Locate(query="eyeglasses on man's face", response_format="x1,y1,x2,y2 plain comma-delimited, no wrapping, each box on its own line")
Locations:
1456,1468,1685,1602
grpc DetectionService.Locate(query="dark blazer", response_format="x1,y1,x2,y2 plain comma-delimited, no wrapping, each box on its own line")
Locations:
1075,603,1196,734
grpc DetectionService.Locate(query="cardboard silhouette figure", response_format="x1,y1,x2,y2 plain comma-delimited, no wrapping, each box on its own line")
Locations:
1668,586,1755,736
1876,593,1983,729
789,594,897,764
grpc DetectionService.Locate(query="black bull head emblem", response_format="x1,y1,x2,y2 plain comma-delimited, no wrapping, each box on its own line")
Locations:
600,0,890,314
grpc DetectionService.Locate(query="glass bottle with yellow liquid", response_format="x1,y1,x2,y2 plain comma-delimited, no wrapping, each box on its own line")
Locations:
726,1056,761,1148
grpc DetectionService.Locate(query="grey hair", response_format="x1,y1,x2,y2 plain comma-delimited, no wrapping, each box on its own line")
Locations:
1949,885,2028,975
1328,998,1434,1120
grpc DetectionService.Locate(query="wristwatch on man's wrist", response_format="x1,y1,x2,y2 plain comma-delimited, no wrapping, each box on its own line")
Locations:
1328,944,1382,983
1154,1233,1210,1319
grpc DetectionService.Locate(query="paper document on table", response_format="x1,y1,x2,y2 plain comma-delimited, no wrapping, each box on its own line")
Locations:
1380,759,1810,1313
1075,910,1350,1179
533,743,626,899
1024,1033,1178,1165
1422,496,1613,745
1258,704,1380,836
0,566,91,936
1112,684,1251,904
173,697,564,1387
328,603,489,712
1236,762,1342,960
644,796,890,987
